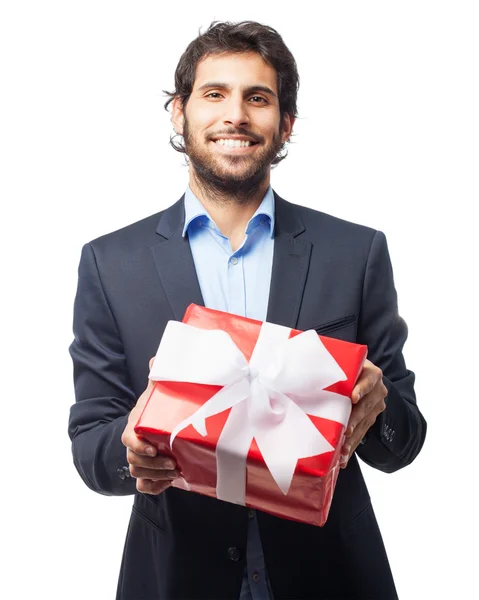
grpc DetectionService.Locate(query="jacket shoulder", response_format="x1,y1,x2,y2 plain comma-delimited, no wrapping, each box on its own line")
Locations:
87,211,163,254
85,193,185,256
282,198,379,241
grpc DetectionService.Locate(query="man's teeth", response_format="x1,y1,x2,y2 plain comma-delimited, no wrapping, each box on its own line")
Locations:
215,139,253,148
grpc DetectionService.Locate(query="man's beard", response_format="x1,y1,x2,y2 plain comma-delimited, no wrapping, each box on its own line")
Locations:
183,117,284,205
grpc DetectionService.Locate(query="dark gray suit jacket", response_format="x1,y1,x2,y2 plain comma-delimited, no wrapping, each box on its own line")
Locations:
69,192,426,600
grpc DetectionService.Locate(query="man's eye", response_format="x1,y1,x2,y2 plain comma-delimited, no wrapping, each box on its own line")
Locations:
249,96,267,104
205,92,222,99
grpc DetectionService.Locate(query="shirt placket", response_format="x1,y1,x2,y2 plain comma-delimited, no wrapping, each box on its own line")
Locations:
227,251,246,317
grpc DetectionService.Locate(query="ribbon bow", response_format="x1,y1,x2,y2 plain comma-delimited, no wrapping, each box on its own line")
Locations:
150,320,351,505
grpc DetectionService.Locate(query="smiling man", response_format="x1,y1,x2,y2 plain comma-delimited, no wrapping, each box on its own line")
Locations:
169,50,294,254
174,52,291,208
69,21,426,600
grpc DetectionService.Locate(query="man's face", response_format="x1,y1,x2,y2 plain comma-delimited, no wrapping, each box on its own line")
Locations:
172,52,294,196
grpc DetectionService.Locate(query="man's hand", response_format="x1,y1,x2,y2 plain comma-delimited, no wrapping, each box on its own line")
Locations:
121,358,180,494
340,359,387,468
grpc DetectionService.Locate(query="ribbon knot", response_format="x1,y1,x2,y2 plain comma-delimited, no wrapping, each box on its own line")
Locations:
150,320,352,504
246,365,259,383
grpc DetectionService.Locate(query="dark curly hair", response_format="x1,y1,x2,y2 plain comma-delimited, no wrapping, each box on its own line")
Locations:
164,21,299,165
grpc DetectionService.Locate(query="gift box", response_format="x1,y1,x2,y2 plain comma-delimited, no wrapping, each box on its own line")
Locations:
135,304,367,527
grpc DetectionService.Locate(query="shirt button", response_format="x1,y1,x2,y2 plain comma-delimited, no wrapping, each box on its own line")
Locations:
248,509,255,519
227,546,241,562
231,257,238,265
252,573,260,583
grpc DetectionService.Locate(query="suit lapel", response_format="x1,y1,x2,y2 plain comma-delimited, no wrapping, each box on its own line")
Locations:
266,193,312,329
151,192,312,329
151,195,204,321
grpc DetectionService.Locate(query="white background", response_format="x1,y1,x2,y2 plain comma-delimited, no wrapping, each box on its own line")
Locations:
1,2,477,599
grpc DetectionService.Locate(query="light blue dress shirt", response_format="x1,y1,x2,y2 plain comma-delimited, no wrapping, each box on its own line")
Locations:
182,185,275,600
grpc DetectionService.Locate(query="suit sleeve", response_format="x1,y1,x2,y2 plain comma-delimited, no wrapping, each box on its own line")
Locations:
355,230,426,473
68,243,137,495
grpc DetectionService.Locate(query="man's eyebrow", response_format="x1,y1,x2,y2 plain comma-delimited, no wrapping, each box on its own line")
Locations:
197,82,277,98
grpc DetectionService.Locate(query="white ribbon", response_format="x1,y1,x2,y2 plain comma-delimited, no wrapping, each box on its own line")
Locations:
149,320,351,505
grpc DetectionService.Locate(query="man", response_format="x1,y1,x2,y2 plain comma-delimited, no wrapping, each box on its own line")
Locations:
69,21,426,600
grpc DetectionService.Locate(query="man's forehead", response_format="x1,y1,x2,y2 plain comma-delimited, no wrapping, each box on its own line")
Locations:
192,52,278,92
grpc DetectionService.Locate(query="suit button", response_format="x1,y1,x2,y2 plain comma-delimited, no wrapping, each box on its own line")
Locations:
122,466,131,478
227,546,241,562
248,509,255,519
117,468,126,480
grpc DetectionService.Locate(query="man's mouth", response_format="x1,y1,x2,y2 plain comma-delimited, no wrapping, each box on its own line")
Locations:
209,135,260,155
214,138,257,148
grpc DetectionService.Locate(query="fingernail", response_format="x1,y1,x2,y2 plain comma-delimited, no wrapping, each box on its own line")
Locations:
340,454,349,468
145,446,156,456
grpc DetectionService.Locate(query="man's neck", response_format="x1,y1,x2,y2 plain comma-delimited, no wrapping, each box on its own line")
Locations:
188,172,271,249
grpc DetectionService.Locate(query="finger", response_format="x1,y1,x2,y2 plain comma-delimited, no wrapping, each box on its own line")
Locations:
344,400,370,437
351,374,376,404
345,387,385,437
351,361,382,404
130,466,181,480
122,429,158,457
339,448,350,469
342,428,365,461
136,478,173,495
127,449,176,469
341,416,377,468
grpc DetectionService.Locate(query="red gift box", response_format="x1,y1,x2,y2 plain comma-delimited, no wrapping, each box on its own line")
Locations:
135,304,367,527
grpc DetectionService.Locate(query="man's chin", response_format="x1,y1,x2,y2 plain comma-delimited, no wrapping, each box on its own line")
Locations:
192,164,267,196
193,157,259,182
213,152,256,168
187,142,278,195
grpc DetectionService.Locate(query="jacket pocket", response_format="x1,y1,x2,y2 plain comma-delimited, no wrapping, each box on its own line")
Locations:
132,504,166,535
313,314,356,335
343,500,372,532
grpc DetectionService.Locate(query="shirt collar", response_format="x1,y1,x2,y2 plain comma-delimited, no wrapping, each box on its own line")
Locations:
182,185,275,239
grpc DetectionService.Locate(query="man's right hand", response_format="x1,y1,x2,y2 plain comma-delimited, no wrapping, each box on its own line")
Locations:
121,358,180,495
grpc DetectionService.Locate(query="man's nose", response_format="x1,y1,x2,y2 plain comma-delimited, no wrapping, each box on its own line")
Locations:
223,99,250,128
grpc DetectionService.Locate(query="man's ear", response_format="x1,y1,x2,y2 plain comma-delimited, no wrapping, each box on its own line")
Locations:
281,113,295,144
172,97,185,136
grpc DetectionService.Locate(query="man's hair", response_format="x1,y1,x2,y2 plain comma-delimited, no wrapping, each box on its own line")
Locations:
164,21,299,165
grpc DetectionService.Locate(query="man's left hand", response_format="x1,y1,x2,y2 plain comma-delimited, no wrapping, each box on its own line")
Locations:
340,359,387,468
